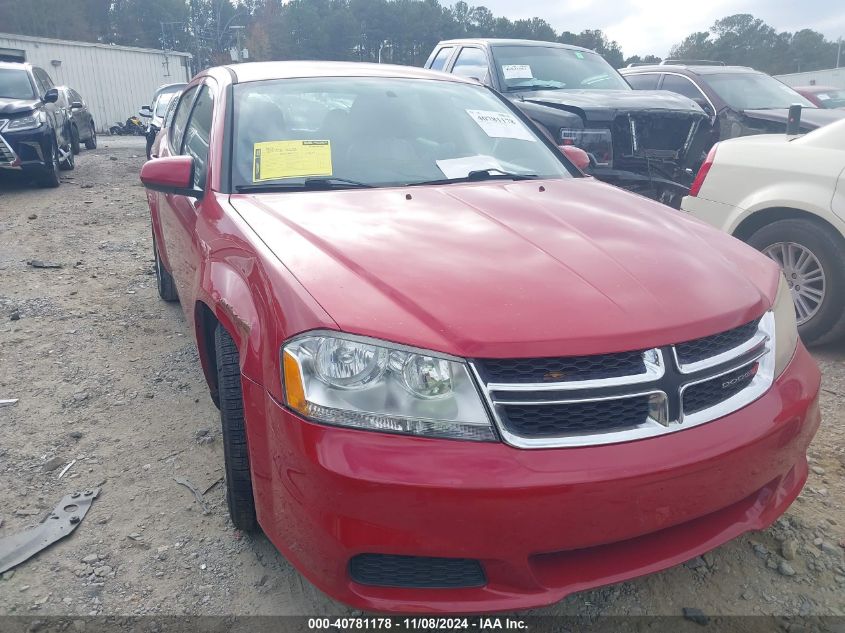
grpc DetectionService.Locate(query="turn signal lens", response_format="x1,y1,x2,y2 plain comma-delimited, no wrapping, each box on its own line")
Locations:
283,349,307,414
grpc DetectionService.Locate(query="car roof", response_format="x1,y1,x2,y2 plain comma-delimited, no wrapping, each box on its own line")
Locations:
436,38,593,54
794,85,839,92
621,64,756,75
0,61,33,71
224,61,479,84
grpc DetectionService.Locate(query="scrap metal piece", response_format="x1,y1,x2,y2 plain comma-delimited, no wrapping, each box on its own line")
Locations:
57,459,77,479
173,477,210,514
0,398,18,407
0,488,99,574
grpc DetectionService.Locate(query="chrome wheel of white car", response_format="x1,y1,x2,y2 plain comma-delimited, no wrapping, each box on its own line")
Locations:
762,241,826,325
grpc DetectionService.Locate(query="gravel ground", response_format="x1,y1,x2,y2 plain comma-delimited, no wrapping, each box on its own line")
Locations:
0,137,843,624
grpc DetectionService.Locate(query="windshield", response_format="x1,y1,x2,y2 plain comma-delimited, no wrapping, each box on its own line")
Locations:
491,45,630,92
811,88,845,109
706,72,815,110
154,91,179,116
0,69,35,100
231,77,572,189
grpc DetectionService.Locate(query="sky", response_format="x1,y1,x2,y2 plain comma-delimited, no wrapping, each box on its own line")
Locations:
478,0,845,57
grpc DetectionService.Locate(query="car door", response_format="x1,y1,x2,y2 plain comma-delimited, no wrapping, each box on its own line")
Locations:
69,89,89,138
157,82,215,313
33,68,66,146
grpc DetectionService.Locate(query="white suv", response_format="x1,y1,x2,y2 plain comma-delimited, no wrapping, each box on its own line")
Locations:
681,119,845,344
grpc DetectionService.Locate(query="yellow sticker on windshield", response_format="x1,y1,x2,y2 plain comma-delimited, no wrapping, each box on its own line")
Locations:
252,140,332,182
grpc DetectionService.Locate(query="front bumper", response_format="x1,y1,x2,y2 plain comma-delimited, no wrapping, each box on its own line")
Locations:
0,126,52,171
242,343,820,613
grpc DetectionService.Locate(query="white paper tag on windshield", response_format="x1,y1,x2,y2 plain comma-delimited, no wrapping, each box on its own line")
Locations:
502,64,533,79
436,155,504,179
466,109,536,142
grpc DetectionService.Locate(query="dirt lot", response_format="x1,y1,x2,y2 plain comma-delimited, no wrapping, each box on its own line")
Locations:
0,137,844,623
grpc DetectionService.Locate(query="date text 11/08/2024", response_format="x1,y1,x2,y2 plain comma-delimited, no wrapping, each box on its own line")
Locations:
307,618,528,630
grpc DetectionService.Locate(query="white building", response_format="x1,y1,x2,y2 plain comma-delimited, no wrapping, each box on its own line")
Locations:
0,32,192,132
775,67,845,90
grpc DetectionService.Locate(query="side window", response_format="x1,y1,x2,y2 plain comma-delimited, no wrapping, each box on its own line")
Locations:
70,89,83,105
451,47,489,81
31,70,46,95
429,47,454,72
35,68,54,89
661,74,706,101
625,73,660,90
169,85,198,151
182,85,214,189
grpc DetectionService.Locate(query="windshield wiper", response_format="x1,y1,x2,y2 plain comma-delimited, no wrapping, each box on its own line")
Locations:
235,177,374,193
406,168,538,187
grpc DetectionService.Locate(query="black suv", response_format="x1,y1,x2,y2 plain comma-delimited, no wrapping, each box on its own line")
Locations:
0,61,74,187
620,62,845,145
426,39,711,207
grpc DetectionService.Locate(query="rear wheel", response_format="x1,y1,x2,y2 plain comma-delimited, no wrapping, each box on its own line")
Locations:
37,138,60,188
215,325,258,532
748,219,845,345
153,236,178,302
84,126,97,149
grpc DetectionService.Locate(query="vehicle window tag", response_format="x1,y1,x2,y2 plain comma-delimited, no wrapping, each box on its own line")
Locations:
435,155,504,179
252,140,333,182
574,51,585,59
502,64,533,79
465,109,536,142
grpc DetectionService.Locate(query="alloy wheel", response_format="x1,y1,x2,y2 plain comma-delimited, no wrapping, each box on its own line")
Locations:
762,241,826,325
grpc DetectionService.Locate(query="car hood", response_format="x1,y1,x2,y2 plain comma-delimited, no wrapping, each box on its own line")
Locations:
0,97,39,116
516,89,707,123
743,107,845,129
229,179,777,358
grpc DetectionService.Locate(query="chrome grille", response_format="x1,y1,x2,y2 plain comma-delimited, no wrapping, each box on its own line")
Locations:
0,133,17,165
471,315,775,448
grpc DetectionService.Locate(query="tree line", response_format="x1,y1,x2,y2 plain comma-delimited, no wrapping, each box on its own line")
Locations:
0,0,839,75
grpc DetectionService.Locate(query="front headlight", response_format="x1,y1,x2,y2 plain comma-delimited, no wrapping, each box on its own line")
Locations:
281,332,495,441
6,114,42,132
773,274,799,377
559,127,612,166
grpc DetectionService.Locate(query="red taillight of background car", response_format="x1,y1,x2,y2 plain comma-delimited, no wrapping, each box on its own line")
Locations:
689,145,718,198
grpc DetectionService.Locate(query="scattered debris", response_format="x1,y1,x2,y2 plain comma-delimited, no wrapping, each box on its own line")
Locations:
27,213,37,220
173,477,210,515
0,398,18,407
0,488,100,574
41,456,64,473
57,459,77,479
26,260,63,269
778,560,796,577
203,477,223,495
782,539,799,561
682,607,709,626
9,310,20,321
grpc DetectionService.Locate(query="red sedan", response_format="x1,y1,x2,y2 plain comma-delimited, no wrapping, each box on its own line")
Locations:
140,61,820,613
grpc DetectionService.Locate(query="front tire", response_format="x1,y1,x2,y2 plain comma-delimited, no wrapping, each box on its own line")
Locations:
37,138,61,188
748,219,845,345
153,236,178,302
58,140,74,171
70,125,81,154
215,325,258,532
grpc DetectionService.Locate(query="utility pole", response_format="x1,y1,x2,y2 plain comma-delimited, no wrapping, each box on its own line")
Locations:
837,37,842,69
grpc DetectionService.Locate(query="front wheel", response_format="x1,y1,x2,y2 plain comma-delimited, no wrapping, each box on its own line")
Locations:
748,219,845,345
70,125,80,154
215,325,258,532
58,140,74,171
37,138,60,188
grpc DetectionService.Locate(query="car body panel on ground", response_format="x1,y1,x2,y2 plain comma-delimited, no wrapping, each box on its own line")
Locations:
141,60,820,613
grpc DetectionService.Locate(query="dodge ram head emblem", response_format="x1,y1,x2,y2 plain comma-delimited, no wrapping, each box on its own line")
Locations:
544,370,569,381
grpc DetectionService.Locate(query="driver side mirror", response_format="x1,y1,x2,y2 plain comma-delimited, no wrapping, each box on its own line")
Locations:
140,155,203,198
43,88,59,104
139,105,153,118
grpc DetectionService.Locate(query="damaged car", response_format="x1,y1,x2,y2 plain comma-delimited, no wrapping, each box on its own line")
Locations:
621,63,845,146
426,39,711,206
0,61,74,187
140,61,819,613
